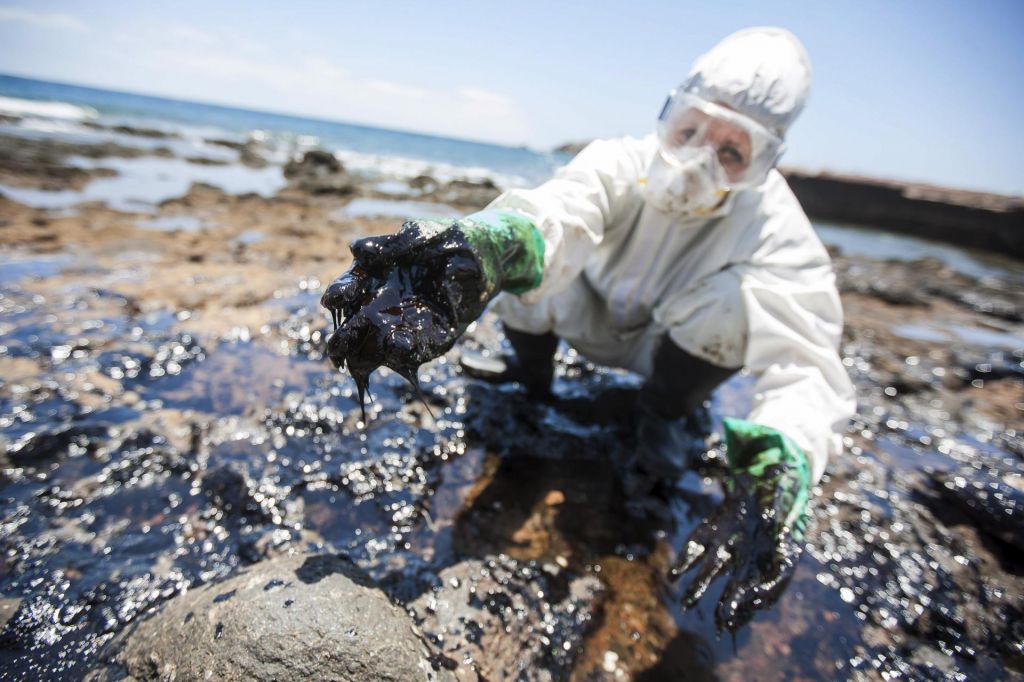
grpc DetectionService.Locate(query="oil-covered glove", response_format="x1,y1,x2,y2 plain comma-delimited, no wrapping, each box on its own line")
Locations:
320,210,544,414
669,417,811,633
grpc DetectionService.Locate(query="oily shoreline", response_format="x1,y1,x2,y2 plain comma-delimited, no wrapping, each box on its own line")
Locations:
0,129,1021,680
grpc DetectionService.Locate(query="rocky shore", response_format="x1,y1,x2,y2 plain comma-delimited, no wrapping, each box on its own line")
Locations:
0,123,1021,680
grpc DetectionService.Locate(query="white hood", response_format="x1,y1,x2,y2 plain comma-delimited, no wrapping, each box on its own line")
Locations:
681,27,812,138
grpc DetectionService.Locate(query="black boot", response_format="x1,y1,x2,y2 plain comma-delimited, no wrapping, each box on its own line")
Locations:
460,324,558,399
620,336,739,519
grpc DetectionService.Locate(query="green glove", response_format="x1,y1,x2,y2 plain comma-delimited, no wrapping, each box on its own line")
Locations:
669,417,811,633
455,210,546,296
320,210,544,416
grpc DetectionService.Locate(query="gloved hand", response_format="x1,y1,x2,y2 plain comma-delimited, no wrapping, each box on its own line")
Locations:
669,417,811,633
321,210,544,413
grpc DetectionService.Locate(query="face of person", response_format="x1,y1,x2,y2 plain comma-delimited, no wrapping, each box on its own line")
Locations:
665,106,753,183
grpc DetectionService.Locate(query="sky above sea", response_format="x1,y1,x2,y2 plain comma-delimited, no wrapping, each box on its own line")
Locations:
0,0,1021,195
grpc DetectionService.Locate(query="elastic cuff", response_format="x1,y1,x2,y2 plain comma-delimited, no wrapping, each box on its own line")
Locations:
461,210,545,295
722,418,810,480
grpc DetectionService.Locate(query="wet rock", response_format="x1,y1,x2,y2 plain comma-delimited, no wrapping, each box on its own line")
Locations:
836,255,1024,322
114,554,452,681
408,556,602,681
205,137,247,150
553,141,590,156
930,465,1024,549
6,423,109,463
435,179,501,209
185,156,230,166
380,175,500,209
929,279,1024,322
82,121,179,139
238,142,268,169
0,133,139,190
0,597,21,630
204,138,269,168
409,174,440,194
202,464,260,518
283,150,356,195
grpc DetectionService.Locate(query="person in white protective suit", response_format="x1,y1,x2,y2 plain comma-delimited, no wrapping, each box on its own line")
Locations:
321,27,856,632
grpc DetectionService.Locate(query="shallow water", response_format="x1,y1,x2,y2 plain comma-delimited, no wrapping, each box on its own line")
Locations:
893,321,1024,350
815,221,1023,281
0,156,285,213
0,252,77,286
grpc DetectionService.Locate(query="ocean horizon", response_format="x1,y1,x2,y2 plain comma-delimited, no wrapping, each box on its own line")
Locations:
0,73,568,187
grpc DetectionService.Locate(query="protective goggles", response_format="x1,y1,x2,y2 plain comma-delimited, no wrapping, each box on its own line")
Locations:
656,90,785,188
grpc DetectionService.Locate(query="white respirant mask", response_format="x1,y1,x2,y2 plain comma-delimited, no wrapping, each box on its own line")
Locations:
640,144,731,218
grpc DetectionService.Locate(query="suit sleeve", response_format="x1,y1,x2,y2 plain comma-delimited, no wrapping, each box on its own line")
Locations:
485,139,638,303
735,260,856,482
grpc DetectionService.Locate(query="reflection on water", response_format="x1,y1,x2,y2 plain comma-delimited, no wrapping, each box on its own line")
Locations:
0,156,285,213
0,251,76,285
893,322,1024,350
815,221,1022,281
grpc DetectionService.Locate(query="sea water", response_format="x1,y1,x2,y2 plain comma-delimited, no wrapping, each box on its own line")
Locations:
0,74,567,187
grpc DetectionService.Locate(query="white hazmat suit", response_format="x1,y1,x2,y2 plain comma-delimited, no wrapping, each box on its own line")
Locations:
488,28,856,483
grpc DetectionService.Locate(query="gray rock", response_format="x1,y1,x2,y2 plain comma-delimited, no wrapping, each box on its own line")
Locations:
435,179,501,209
116,554,452,681
552,141,590,156
283,150,355,195
0,597,21,630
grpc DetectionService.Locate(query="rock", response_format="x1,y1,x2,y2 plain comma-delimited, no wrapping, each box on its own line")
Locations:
238,142,268,169
435,179,501,209
0,597,21,630
205,138,247,152
201,464,257,517
6,423,109,462
409,175,439,193
0,133,145,190
185,156,230,166
205,138,268,168
114,554,452,681
930,465,1024,548
83,121,179,139
553,141,590,156
408,556,602,681
283,150,356,195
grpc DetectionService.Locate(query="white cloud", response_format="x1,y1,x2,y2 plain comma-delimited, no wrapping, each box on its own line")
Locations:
131,30,533,144
364,79,426,99
166,23,215,46
0,6,88,33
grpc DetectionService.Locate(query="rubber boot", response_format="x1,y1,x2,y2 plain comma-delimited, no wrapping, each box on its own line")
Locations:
460,324,558,399
621,336,739,519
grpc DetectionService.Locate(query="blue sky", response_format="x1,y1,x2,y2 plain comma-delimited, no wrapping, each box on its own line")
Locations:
0,1,1022,194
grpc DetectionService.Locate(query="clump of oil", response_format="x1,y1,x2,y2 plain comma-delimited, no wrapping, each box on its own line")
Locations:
321,224,486,421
